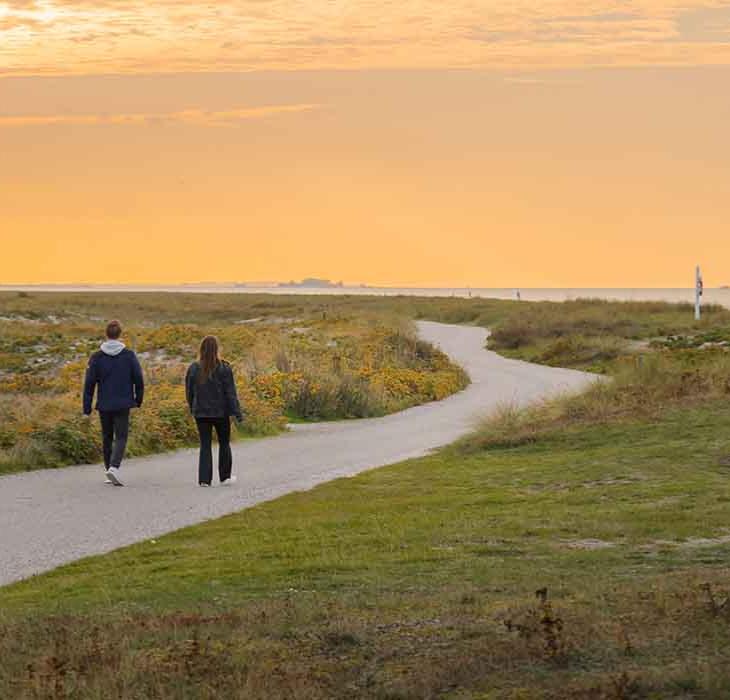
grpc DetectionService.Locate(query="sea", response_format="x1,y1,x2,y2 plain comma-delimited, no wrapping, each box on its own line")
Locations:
0,285,729,308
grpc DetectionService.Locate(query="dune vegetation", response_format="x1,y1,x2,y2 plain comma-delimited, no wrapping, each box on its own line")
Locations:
2,292,730,697
0,292,468,474
2,290,728,475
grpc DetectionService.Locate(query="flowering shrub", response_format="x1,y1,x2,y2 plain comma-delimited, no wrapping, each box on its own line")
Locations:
236,384,288,436
0,308,467,472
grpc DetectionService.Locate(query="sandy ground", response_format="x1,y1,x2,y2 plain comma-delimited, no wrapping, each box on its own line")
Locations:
0,321,595,587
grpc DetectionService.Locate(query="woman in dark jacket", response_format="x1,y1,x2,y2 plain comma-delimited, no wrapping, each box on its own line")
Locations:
186,336,243,487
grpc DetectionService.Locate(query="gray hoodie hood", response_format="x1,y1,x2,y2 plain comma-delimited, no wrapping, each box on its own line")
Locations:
100,340,126,356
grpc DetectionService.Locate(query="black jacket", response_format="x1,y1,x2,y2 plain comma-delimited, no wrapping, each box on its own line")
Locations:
83,349,144,414
186,361,243,420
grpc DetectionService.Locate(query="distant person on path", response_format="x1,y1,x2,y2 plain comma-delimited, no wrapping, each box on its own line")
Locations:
186,336,243,487
83,320,145,486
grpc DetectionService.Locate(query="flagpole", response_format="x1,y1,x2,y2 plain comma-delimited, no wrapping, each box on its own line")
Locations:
695,265,703,321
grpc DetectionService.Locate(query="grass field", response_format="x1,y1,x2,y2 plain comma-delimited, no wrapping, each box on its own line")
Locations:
2,398,730,698
2,292,730,697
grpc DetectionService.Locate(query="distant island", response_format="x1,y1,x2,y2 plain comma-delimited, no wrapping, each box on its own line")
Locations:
278,278,345,289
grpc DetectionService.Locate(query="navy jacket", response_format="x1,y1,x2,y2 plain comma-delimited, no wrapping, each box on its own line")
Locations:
83,349,145,414
186,361,243,420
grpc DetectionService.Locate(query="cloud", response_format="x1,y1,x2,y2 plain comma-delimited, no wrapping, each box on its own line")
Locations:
0,16,40,29
678,6,730,42
503,76,580,85
0,103,323,127
2,0,730,75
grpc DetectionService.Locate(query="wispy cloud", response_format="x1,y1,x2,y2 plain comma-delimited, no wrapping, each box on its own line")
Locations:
503,76,581,85
0,103,322,127
2,1,730,75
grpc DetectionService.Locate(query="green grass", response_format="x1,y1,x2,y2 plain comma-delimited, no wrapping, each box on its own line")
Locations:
3,400,730,698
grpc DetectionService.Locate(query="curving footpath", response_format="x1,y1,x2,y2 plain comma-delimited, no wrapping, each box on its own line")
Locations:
0,322,596,587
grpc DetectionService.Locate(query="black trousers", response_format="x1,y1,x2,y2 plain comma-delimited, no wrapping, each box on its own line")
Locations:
99,409,130,469
195,417,232,485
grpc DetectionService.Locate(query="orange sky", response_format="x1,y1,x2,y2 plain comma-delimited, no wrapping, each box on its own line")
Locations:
1,1,730,286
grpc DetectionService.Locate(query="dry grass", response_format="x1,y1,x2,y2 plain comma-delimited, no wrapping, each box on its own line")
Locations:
460,349,730,453
487,298,730,372
3,572,730,699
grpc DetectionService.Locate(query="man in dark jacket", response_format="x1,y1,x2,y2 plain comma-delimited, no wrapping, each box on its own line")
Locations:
83,320,144,486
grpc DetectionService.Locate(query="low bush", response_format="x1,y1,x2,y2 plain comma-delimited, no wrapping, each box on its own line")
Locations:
39,420,100,464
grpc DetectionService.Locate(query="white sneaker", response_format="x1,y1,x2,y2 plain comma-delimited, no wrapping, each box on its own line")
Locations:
221,476,237,486
199,482,211,487
104,471,113,484
107,467,124,486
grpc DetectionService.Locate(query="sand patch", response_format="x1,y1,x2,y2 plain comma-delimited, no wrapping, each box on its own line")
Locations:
563,539,616,550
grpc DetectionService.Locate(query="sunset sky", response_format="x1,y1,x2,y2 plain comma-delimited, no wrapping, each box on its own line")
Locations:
2,1,730,286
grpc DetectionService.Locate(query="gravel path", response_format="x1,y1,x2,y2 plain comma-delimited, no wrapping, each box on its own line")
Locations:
0,322,596,587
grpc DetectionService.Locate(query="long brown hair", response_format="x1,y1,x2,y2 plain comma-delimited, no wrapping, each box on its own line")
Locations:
198,335,221,383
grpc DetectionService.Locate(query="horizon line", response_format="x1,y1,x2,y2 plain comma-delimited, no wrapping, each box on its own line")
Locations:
0,284,726,291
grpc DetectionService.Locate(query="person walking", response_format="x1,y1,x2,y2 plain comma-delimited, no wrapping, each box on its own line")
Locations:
83,320,144,486
185,336,243,487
